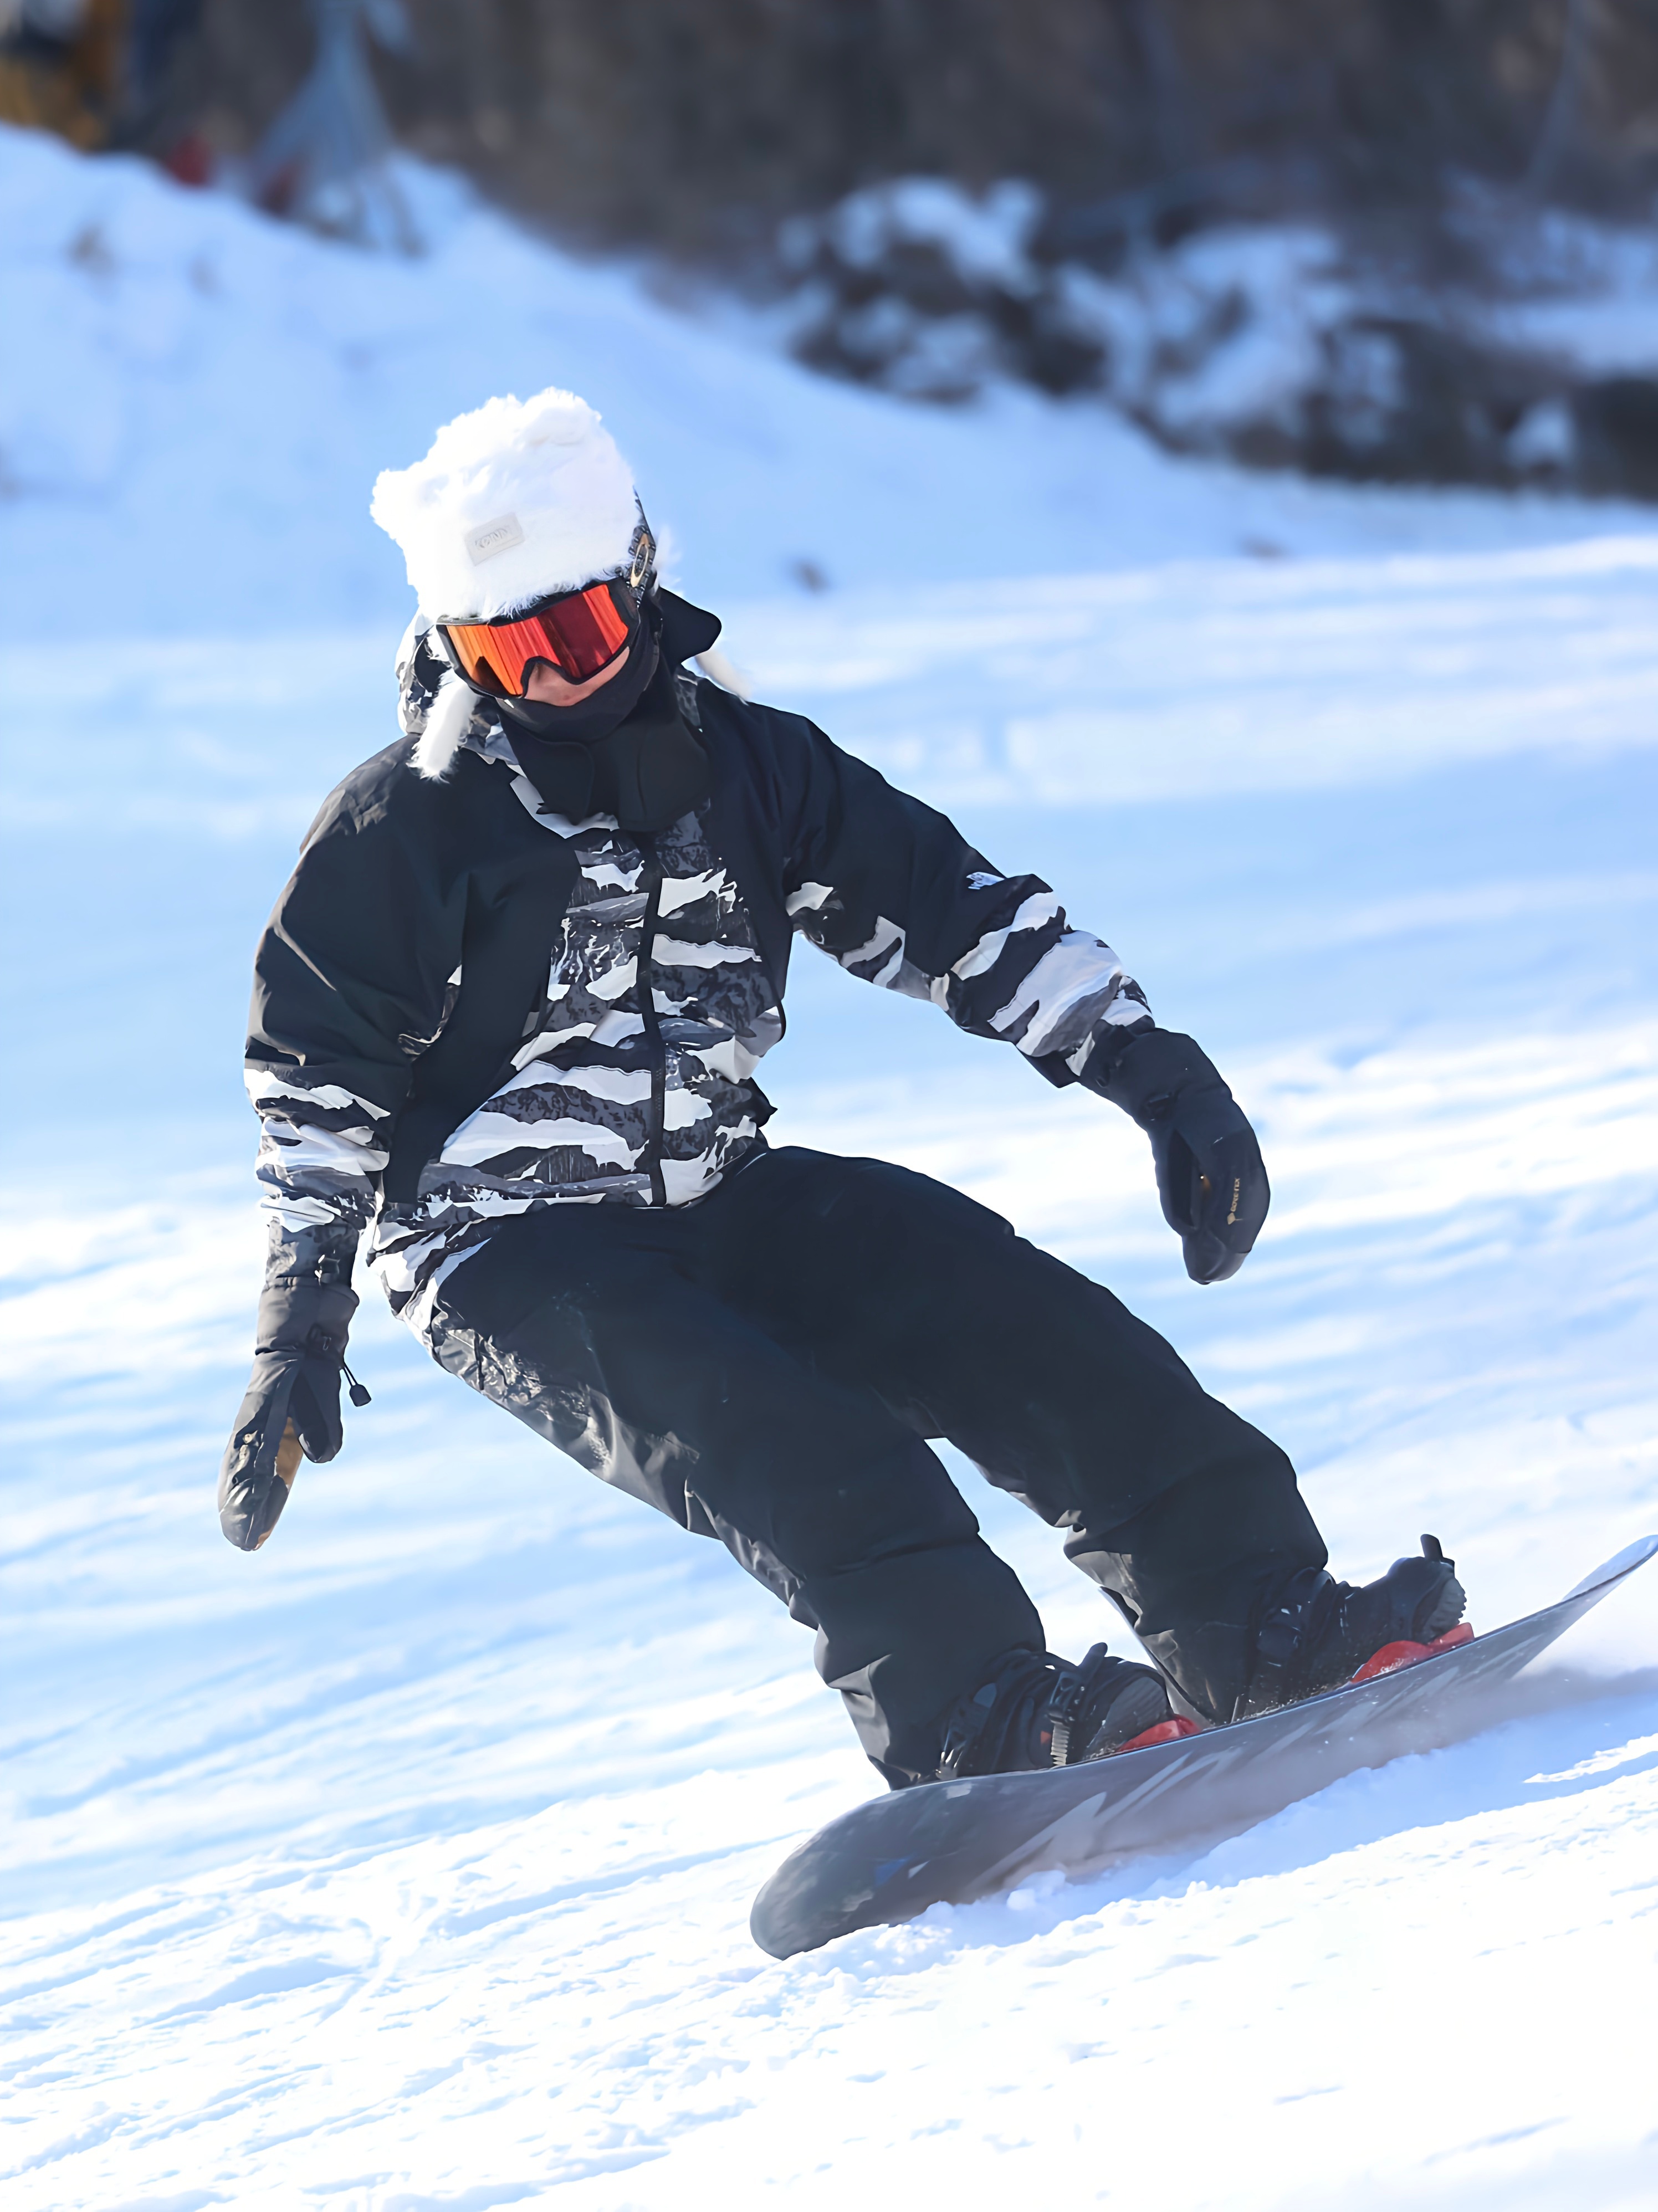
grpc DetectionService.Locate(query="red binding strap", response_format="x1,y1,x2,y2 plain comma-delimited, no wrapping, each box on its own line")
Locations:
1349,1622,1475,1686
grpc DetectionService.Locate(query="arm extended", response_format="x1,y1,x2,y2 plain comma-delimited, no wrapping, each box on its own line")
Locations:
782,728,1268,1281
220,775,464,1549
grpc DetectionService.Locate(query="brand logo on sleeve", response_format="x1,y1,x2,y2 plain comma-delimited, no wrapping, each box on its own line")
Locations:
464,513,526,564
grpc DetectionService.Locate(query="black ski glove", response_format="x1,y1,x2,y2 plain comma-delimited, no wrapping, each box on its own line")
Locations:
218,1228,364,1552
1086,1027,1270,1283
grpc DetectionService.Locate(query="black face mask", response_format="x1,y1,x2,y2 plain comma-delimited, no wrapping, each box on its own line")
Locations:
496,622,660,749
598,661,715,831
501,630,711,833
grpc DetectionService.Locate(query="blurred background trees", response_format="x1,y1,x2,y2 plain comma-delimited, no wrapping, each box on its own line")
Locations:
155,0,1658,249
12,1,1658,246
11,1,1658,498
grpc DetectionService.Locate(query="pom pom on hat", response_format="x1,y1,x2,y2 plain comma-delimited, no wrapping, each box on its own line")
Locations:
371,387,640,621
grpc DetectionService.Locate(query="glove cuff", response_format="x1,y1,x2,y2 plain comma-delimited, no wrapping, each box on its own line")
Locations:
254,1276,359,1359
1083,1026,1229,1129
264,1217,360,1289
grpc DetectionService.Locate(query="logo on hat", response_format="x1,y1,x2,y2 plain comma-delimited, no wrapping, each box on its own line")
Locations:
465,513,526,565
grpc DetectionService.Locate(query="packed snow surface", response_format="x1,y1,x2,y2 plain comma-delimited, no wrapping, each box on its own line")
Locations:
2,126,1657,2210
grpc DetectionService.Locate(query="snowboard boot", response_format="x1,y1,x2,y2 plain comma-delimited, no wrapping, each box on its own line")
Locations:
935,1644,1200,1782
1236,1535,1470,1721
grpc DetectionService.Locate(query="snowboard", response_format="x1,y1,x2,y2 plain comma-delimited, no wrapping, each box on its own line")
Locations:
750,1534,1658,1959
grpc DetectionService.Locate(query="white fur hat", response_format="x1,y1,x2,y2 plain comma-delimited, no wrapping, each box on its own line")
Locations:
370,387,640,621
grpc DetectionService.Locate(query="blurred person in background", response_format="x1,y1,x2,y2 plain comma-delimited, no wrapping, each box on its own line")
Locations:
0,0,203,168
0,0,125,146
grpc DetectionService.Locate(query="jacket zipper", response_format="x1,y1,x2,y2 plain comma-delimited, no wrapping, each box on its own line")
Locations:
636,835,668,1207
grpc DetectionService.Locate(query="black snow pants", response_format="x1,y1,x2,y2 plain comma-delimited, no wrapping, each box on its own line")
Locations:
429,1146,1326,1781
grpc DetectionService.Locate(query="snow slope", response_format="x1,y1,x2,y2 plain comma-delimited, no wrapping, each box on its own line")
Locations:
3,127,1658,2211
4,124,1658,638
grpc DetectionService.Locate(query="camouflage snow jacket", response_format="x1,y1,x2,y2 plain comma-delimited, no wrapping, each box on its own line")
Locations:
245,648,1152,1341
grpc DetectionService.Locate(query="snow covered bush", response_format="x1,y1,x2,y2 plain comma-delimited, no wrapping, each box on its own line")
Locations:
776,175,1658,500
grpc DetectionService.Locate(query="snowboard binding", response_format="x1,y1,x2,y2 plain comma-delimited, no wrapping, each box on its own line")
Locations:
1236,1534,1470,1721
935,1539,1470,1783
935,1644,1198,1783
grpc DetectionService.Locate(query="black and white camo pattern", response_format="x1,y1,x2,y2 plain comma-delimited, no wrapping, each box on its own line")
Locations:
250,690,1152,1342
248,1072,393,1236
785,879,1149,1083
372,770,785,1333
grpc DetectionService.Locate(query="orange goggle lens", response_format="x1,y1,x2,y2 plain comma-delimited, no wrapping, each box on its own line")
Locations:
442,579,633,695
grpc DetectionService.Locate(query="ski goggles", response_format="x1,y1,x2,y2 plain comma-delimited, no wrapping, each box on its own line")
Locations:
440,522,656,695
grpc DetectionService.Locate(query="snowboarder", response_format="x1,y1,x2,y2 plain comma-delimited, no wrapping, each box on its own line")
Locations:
219,387,1465,1788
